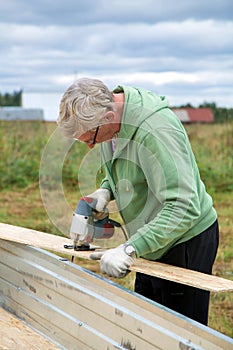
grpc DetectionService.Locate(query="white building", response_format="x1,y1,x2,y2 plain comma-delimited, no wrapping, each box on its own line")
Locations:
0,107,44,121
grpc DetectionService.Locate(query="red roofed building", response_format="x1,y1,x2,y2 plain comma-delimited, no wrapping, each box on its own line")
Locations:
172,108,214,123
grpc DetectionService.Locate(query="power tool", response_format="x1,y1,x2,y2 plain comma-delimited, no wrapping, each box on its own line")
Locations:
67,197,127,251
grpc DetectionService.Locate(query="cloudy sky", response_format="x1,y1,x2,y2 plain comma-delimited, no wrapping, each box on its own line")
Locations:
1,0,233,117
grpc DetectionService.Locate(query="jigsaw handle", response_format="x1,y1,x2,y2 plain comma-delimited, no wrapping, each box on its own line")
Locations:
74,197,98,216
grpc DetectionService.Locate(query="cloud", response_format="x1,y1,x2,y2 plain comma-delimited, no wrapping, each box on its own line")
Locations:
0,0,233,107
2,0,233,25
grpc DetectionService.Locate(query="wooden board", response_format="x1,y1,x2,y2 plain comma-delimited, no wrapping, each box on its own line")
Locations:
0,222,233,293
0,307,60,349
0,222,100,256
1,240,233,350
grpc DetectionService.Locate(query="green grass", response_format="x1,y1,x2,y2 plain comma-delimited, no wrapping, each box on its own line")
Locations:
0,120,232,337
185,122,233,193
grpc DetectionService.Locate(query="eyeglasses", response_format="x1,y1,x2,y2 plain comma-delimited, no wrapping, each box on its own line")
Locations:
92,126,100,145
75,125,101,145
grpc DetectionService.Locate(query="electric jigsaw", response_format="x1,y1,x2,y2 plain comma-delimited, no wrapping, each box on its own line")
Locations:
69,197,126,251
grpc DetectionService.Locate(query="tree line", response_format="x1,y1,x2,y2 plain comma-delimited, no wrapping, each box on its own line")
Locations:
0,90,22,107
0,90,232,123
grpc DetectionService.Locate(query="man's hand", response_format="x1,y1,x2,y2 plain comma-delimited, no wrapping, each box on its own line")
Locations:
90,244,136,278
87,188,111,219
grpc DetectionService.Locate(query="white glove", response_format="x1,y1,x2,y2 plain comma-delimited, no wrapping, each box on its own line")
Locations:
87,188,111,209
90,244,136,278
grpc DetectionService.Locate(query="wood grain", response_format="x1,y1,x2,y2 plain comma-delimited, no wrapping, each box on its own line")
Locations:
0,222,233,292
0,307,59,349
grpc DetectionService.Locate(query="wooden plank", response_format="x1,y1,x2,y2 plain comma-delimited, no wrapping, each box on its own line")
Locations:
0,307,60,350
1,240,233,350
130,260,233,293
0,222,233,292
0,222,99,254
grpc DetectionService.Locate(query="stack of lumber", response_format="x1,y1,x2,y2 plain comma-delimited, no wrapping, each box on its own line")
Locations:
0,223,233,349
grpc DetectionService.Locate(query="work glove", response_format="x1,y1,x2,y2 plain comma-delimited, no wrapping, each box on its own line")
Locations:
87,188,111,220
90,243,136,278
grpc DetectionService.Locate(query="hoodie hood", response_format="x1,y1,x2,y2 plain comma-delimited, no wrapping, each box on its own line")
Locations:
112,85,169,158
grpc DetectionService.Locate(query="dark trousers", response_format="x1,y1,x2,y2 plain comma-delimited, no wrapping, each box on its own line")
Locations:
135,220,219,325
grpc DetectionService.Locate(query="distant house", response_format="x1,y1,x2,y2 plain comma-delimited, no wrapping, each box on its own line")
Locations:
172,108,214,123
0,107,44,121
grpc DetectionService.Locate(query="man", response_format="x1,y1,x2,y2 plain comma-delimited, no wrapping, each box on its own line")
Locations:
57,77,219,325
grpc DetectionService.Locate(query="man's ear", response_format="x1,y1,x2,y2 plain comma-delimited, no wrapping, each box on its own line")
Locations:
101,110,115,123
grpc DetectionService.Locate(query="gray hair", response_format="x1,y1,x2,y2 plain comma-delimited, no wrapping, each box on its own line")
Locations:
57,77,114,138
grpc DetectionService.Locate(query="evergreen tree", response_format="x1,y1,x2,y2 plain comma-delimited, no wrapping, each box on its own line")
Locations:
0,90,22,106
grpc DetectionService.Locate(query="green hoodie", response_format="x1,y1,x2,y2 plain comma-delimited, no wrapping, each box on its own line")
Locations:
101,86,217,260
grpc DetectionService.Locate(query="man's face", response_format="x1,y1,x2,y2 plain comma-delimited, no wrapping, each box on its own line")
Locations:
77,123,118,148
77,126,100,149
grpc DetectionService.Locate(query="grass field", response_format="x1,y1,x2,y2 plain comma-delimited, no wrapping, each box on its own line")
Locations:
0,120,232,337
